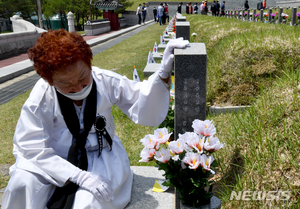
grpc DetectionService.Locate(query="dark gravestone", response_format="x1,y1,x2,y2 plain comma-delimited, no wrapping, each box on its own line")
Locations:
291,7,297,26
253,9,257,21
247,9,250,20
176,21,190,41
268,8,272,23
174,43,207,138
279,7,283,24
260,9,264,22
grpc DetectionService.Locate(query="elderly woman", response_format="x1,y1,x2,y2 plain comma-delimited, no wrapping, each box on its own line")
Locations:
1,29,188,209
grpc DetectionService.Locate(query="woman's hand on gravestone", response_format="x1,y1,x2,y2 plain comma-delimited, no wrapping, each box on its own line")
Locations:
70,169,114,202
158,38,189,79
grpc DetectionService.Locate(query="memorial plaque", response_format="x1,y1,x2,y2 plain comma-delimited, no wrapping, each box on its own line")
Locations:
174,43,207,138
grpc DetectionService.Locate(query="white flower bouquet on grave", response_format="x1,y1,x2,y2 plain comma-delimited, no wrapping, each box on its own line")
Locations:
139,119,224,208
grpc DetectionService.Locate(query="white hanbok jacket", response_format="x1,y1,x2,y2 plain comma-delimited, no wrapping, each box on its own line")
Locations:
2,67,170,209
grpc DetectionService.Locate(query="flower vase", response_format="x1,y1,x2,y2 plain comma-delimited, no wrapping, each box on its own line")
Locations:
180,196,221,209
283,19,287,24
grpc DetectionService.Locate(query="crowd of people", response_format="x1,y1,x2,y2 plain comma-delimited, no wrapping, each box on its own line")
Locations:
141,0,268,25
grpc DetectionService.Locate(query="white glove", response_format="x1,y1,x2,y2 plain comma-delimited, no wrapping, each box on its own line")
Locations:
70,169,114,202
158,38,189,79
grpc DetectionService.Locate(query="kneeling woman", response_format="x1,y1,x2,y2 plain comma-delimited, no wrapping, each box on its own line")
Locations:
1,29,188,208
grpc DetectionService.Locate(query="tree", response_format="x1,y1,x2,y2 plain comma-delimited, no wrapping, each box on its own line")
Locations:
114,0,133,14
0,0,37,21
43,0,71,30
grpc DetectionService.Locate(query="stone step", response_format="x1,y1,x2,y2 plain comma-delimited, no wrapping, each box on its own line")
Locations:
0,166,175,209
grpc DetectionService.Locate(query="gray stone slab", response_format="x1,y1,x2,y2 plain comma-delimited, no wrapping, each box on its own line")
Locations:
174,43,207,138
153,52,163,59
143,63,161,77
158,44,167,49
209,105,251,115
125,166,175,209
176,16,186,22
175,22,190,41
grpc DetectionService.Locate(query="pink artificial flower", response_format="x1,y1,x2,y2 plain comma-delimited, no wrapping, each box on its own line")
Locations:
139,148,156,162
182,152,201,169
203,137,224,152
192,119,216,137
154,128,172,144
169,139,185,154
154,148,171,163
140,134,157,149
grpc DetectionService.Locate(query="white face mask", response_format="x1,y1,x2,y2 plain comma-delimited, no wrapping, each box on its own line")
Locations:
57,81,93,101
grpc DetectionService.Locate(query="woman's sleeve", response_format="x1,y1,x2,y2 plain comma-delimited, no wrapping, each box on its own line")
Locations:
103,70,170,127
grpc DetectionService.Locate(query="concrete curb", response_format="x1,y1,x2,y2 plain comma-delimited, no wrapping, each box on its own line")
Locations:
209,105,251,115
0,20,154,85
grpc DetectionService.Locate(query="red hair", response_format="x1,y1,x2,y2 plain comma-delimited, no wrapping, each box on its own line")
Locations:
27,29,93,85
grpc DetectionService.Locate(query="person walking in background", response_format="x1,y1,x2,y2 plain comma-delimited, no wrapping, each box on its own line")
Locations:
141,3,147,25
200,1,205,14
211,1,216,16
153,7,157,22
244,0,249,10
188,2,193,14
221,1,225,16
177,2,183,14
262,0,266,9
204,1,208,15
158,3,164,26
216,1,220,16
194,3,199,14
136,4,142,24
186,3,189,14
165,4,169,22
257,0,263,10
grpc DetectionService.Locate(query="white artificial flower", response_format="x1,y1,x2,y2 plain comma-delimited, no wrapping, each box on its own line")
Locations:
185,133,204,154
200,155,215,174
169,139,185,154
172,154,180,161
182,152,201,169
203,136,224,152
178,132,195,143
140,134,157,149
139,148,156,162
154,128,172,144
154,148,171,163
192,119,216,137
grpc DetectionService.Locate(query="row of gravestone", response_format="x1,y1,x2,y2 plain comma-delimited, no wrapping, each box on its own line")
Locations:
223,7,300,25
143,15,207,138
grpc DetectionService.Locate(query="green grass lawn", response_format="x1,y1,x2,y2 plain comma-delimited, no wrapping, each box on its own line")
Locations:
1,13,300,207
